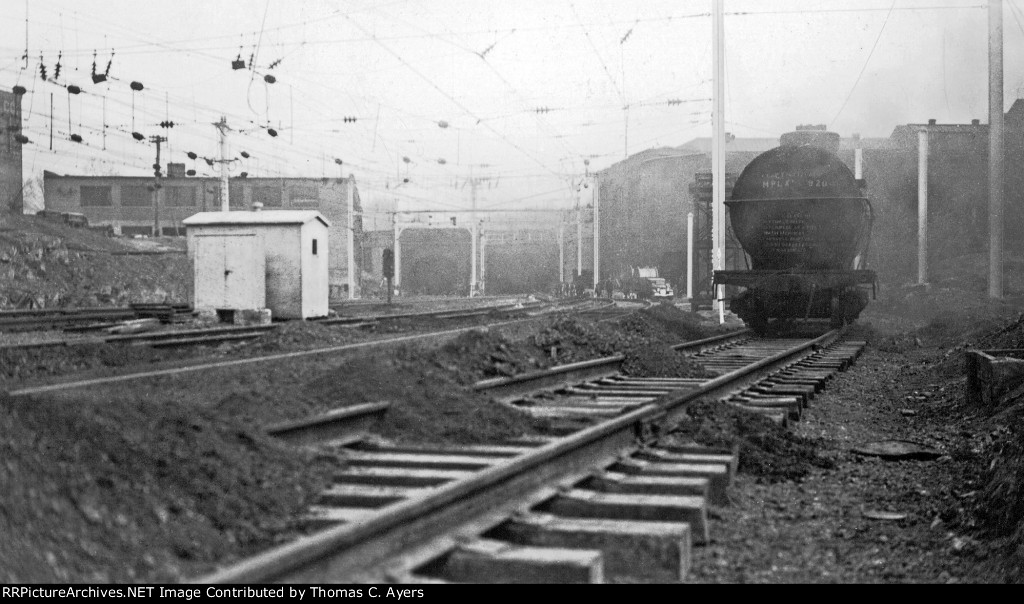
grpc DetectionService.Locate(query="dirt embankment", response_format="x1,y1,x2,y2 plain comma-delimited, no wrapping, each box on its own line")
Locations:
1,302,720,582
0,214,189,309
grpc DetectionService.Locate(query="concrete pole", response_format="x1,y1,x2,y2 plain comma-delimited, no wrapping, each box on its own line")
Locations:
989,0,1004,299
918,129,929,286
559,223,565,285
347,175,356,300
592,176,600,292
479,230,486,296
687,211,695,299
470,179,478,297
216,116,230,211
393,218,402,293
576,186,583,277
712,0,726,323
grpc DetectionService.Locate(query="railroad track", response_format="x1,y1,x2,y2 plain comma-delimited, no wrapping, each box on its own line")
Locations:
196,327,866,584
0,304,193,332
3,298,618,397
0,299,565,354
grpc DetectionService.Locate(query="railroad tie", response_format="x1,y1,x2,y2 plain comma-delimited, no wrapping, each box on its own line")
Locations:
536,489,710,545
440,538,604,584
490,513,692,582
607,457,730,508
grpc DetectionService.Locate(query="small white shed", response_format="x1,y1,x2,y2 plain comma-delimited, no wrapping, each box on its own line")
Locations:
183,210,330,319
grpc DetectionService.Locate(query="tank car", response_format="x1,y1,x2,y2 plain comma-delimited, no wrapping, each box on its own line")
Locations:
713,129,877,333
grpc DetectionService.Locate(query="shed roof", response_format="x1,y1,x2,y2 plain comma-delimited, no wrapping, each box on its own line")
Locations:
183,210,330,227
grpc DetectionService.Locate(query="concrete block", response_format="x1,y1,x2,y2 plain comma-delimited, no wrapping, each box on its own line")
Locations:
966,349,1024,407
234,308,272,326
495,513,691,581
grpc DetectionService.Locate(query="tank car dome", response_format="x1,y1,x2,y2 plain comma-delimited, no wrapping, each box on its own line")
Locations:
730,145,860,201
780,125,841,154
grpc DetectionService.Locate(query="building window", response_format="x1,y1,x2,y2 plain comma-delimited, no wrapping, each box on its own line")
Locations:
253,185,282,207
80,186,113,207
312,239,318,255
121,185,152,207
229,183,247,208
165,186,196,207
289,184,319,207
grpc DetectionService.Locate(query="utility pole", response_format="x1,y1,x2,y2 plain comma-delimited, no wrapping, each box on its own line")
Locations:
469,177,482,297
149,135,166,237
347,174,357,300
711,0,726,323
989,0,1004,299
576,182,583,279
214,117,230,211
592,174,600,293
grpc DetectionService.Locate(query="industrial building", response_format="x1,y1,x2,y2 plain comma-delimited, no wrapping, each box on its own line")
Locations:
42,169,362,295
595,102,1024,297
0,89,23,214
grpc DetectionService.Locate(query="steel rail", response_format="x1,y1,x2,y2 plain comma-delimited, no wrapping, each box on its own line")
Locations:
472,329,750,401
195,328,842,583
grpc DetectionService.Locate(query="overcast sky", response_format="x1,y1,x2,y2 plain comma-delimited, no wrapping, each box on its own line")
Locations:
2,0,1021,221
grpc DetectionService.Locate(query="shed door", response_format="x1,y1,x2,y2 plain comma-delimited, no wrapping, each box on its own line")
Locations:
194,234,265,309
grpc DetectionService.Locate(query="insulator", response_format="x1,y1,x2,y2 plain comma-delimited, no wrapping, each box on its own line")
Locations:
232,58,246,70
241,151,250,158
14,134,29,144
12,85,26,95
153,163,160,170
91,74,107,84
437,158,446,165
70,134,82,143
240,171,248,178
67,85,81,95
186,169,196,176
205,158,214,166
130,81,144,91
438,120,449,128
187,151,197,160
402,156,411,163
267,128,277,137
132,132,144,141
334,158,343,165
264,74,276,84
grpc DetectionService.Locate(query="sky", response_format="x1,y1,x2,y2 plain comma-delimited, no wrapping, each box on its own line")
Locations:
1,0,1021,224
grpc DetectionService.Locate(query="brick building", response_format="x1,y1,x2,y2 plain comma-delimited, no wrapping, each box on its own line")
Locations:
42,171,363,291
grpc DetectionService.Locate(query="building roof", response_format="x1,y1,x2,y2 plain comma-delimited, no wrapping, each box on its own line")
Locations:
182,210,330,227
679,137,780,154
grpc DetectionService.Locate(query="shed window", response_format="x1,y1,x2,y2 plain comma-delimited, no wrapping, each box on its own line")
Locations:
81,186,113,207
312,239,318,255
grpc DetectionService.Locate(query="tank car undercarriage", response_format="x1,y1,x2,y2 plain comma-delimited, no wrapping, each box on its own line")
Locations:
715,269,876,334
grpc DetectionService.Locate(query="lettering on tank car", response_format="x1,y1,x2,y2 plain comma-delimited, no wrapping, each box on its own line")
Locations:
762,214,814,253
806,179,831,188
760,172,795,189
